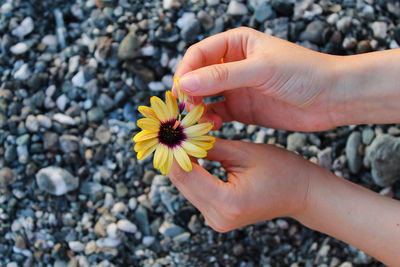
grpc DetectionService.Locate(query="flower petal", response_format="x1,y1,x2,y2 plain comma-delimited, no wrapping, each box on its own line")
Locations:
188,139,214,150
151,96,169,122
182,141,207,158
138,106,158,121
137,118,160,132
181,104,204,127
134,138,158,152
133,130,158,142
190,135,216,143
184,122,213,138
173,146,192,172
137,143,157,161
153,144,168,169
165,91,178,120
174,77,187,111
160,149,173,175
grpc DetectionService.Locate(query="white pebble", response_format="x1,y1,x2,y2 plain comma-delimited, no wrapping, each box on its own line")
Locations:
68,241,85,252
148,81,165,91
10,43,28,55
117,219,138,233
11,17,34,38
53,113,76,125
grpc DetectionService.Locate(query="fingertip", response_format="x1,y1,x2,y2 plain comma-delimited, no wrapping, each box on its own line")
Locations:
199,113,223,130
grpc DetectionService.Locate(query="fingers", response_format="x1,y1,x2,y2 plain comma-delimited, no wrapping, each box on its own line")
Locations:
205,138,249,169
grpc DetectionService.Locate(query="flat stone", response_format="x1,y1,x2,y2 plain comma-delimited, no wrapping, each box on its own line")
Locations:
0,167,17,188
10,42,29,55
53,113,76,125
59,135,79,153
25,115,39,132
159,221,185,238
68,241,85,252
118,31,141,60
117,220,138,233
14,64,31,80
345,131,362,174
287,133,306,151
36,166,79,196
371,21,387,39
11,17,34,38
95,125,111,144
367,134,400,186
227,1,248,15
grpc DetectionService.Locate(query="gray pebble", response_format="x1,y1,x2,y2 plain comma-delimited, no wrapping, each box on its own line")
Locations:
287,133,306,151
25,115,39,133
159,221,185,238
68,241,85,252
11,17,34,38
10,42,29,55
87,107,105,123
345,131,362,174
318,147,332,170
53,113,76,125
36,166,79,196
227,1,248,15
117,219,138,233
59,135,79,153
14,64,31,80
95,125,111,144
367,134,400,186
362,128,375,145
118,31,141,60
0,167,17,188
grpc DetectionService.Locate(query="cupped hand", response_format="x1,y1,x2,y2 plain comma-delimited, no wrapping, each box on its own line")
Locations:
174,27,339,132
168,138,313,232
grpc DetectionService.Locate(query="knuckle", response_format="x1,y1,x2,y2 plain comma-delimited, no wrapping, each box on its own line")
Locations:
211,64,229,83
206,218,232,233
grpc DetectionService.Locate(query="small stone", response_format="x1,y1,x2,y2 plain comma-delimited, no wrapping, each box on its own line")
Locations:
0,167,17,188
118,31,141,60
43,132,59,151
339,262,353,267
14,64,31,80
287,133,307,151
367,134,400,186
326,13,339,25
88,107,105,123
111,202,127,215
342,37,357,50
173,232,190,243
72,70,85,88
16,134,30,146
318,147,332,170
227,1,248,15
254,2,274,23
336,16,352,32
135,205,150,236
11,17,34,38
255,130,267,144
207,0,219,6
159,221,185,237
85,241,96,255
197,10,214,30
233,243,245,256
68,241,85,252
96,237,121,248
163,0,174,9
37,115,52,129
97,93,114,111
370,21,387,39
346,132,362,174
25,115,39,132
181,18,201,43
36,166,79,196
142,236,155,247
68,55,80,74
116,182,128,197
10,42,28,55
300,20,326,45
128,197,137,210
53,113,76,125
95,125,111,144
59,135,79,153
117,220,138,233
106,223,118,238
148,81,165,92
123,103,136,122
362,128,375,145
356,40,372,54
56,94,69,111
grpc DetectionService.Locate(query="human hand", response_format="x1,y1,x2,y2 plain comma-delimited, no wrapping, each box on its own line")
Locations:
173,27,338,132
168,138,312,232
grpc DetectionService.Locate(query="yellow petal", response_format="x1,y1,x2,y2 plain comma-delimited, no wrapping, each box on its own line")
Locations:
138,106,158,121
181,104,204,127
173,146,192,172
182,141,207,158
137,118,160,132
137,144,157,161
160,149,173,175
151,96,169,122
134,138,158,152
184,122,213,138
133,130,158,142
153,144,168,169
190,135,216,143
165,91,178,120
188,139,214,150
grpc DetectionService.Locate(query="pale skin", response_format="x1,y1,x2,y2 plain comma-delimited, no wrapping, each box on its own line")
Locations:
169,27,400,265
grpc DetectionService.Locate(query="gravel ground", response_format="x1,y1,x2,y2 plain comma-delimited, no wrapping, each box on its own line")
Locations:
1,0,400,266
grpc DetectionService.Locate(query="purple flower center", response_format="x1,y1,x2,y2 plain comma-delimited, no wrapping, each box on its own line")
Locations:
158,119,186,148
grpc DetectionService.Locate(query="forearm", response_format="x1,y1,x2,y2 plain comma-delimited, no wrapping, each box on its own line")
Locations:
294,167,400,266
330,49,400,126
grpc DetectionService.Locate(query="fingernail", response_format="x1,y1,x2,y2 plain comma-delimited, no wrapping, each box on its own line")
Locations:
179,73,200,93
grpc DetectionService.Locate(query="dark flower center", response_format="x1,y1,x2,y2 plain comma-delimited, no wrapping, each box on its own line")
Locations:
158,120,186,148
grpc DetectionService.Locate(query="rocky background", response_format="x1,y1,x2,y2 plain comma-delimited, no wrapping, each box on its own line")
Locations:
1,0,400,266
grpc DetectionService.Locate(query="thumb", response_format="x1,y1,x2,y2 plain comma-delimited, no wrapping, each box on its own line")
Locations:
177,58,269,96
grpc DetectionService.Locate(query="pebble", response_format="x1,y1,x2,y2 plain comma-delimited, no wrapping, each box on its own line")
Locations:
345,131,362,174
300,20,326,44
173,232,191,243
95,125,111,144
142,236,155,247
362,128,375,145
59,135,79,153
117,31,141,60
197,10,214,31
25,115,39,132
227,1,248,15
135,205,150,235
159,221,185,238
342,37,357,50
370,21,387,39
148,81,165,92
11,17,34,38
111,202,127,215
96,237,121,248
14,64,31,80
10,42,29,55
37,115,52,129
367,134,400,186
317,147,332,170
0,167,17,188
287,133,307,151
72,70,86,88
117,220,138,233
36,166,79,196
53,113,76,125
336,17,352,32
68,241,85,252
87,107,105,123
56,94,69,111
97,94,114,111
181,18,201,43
254,1,274,23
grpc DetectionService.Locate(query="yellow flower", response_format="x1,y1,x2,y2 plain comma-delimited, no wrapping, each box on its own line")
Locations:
133,90,215,175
